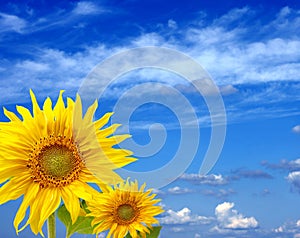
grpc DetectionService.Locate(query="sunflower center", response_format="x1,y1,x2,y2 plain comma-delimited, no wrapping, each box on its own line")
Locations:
117,204,136,222
27,135,84,188
39,145,75,178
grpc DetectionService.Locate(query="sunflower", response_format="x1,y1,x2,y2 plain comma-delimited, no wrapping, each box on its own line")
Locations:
0,90,135,235
87,180,164,238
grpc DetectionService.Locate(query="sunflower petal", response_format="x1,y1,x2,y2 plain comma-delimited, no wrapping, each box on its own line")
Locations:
0,90,136,237
83,100,98,124
3,107,21,122
38,188,61,230
94,112,114,130
61,186,80,224
30,89,42,117
86,180,163,238
14,183,40,234
0,176,30,204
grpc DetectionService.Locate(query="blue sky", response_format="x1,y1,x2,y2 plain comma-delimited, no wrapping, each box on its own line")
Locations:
1,0,300,237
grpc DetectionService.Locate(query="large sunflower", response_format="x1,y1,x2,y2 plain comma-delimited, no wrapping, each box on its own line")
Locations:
87,180,164,238
0,90,135,235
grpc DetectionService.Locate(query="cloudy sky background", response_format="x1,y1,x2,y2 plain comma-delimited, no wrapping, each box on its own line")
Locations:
1,0,300,237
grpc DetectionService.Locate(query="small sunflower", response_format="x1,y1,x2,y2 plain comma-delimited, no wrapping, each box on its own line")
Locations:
87,180,164,238
0,90,135,235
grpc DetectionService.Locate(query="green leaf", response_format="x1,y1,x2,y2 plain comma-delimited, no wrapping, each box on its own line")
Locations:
57,204,94,238
125,226,162,238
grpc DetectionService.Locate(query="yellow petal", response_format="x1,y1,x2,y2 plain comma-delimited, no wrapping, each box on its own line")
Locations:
0,166,27,184
107,222,118,238
3,107,21,122
96,124,121,138
16,106,33,122
0,176,30,204
94,112,114,130
61,186,80,224
98,134,132,145
38,188,61,230
43,97,54,133
14,183,40,234
30,89,42,117
71,180,97,201
83,100,98,124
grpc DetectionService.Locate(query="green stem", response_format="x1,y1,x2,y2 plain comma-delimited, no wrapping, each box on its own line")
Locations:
47,213,56,238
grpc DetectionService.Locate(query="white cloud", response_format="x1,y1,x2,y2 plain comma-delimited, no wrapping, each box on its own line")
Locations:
183,8,300,85
262,158,300,171
72,1,102,15
287,171,300,192
274,226,284,233
16,60,49,72
131,32,165,46
0,45,115,104
0,2,104,36
210,225,246,235
219,7,251,23
272,220,300,236
230,168,273,180
168,19,177,29
160,207,213,225
0,12,27,33
174,79,238,96
219,84,238,95
261,188,271,196
167,186,194,194
202,188,235,198
194,233,201,238
180,173,228,185
1,6,300,126
3,6,300,89
292,125,300,134
171,227,184,232
152,188,165,195
215,202,259,229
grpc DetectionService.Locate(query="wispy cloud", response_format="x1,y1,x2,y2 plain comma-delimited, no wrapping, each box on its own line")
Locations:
152,186,195,196
202,188,236,199
180,174,228,186
253,188,271,197
262,158,300,172
174,79,238,96
167,19,177,29
167,8,300,124
230,168,273,180
167,186,194,194
0,12,27,34
182,7,300,85
30,1,106,32
0,45,113,104
1,6,300,126
0,1,105,37
72,1,103,15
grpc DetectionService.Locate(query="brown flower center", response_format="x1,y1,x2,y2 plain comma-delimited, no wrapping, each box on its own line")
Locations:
115,203,139,224
27,135,84,188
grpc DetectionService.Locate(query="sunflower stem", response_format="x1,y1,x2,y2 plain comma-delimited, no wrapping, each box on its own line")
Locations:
47,213,56,238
